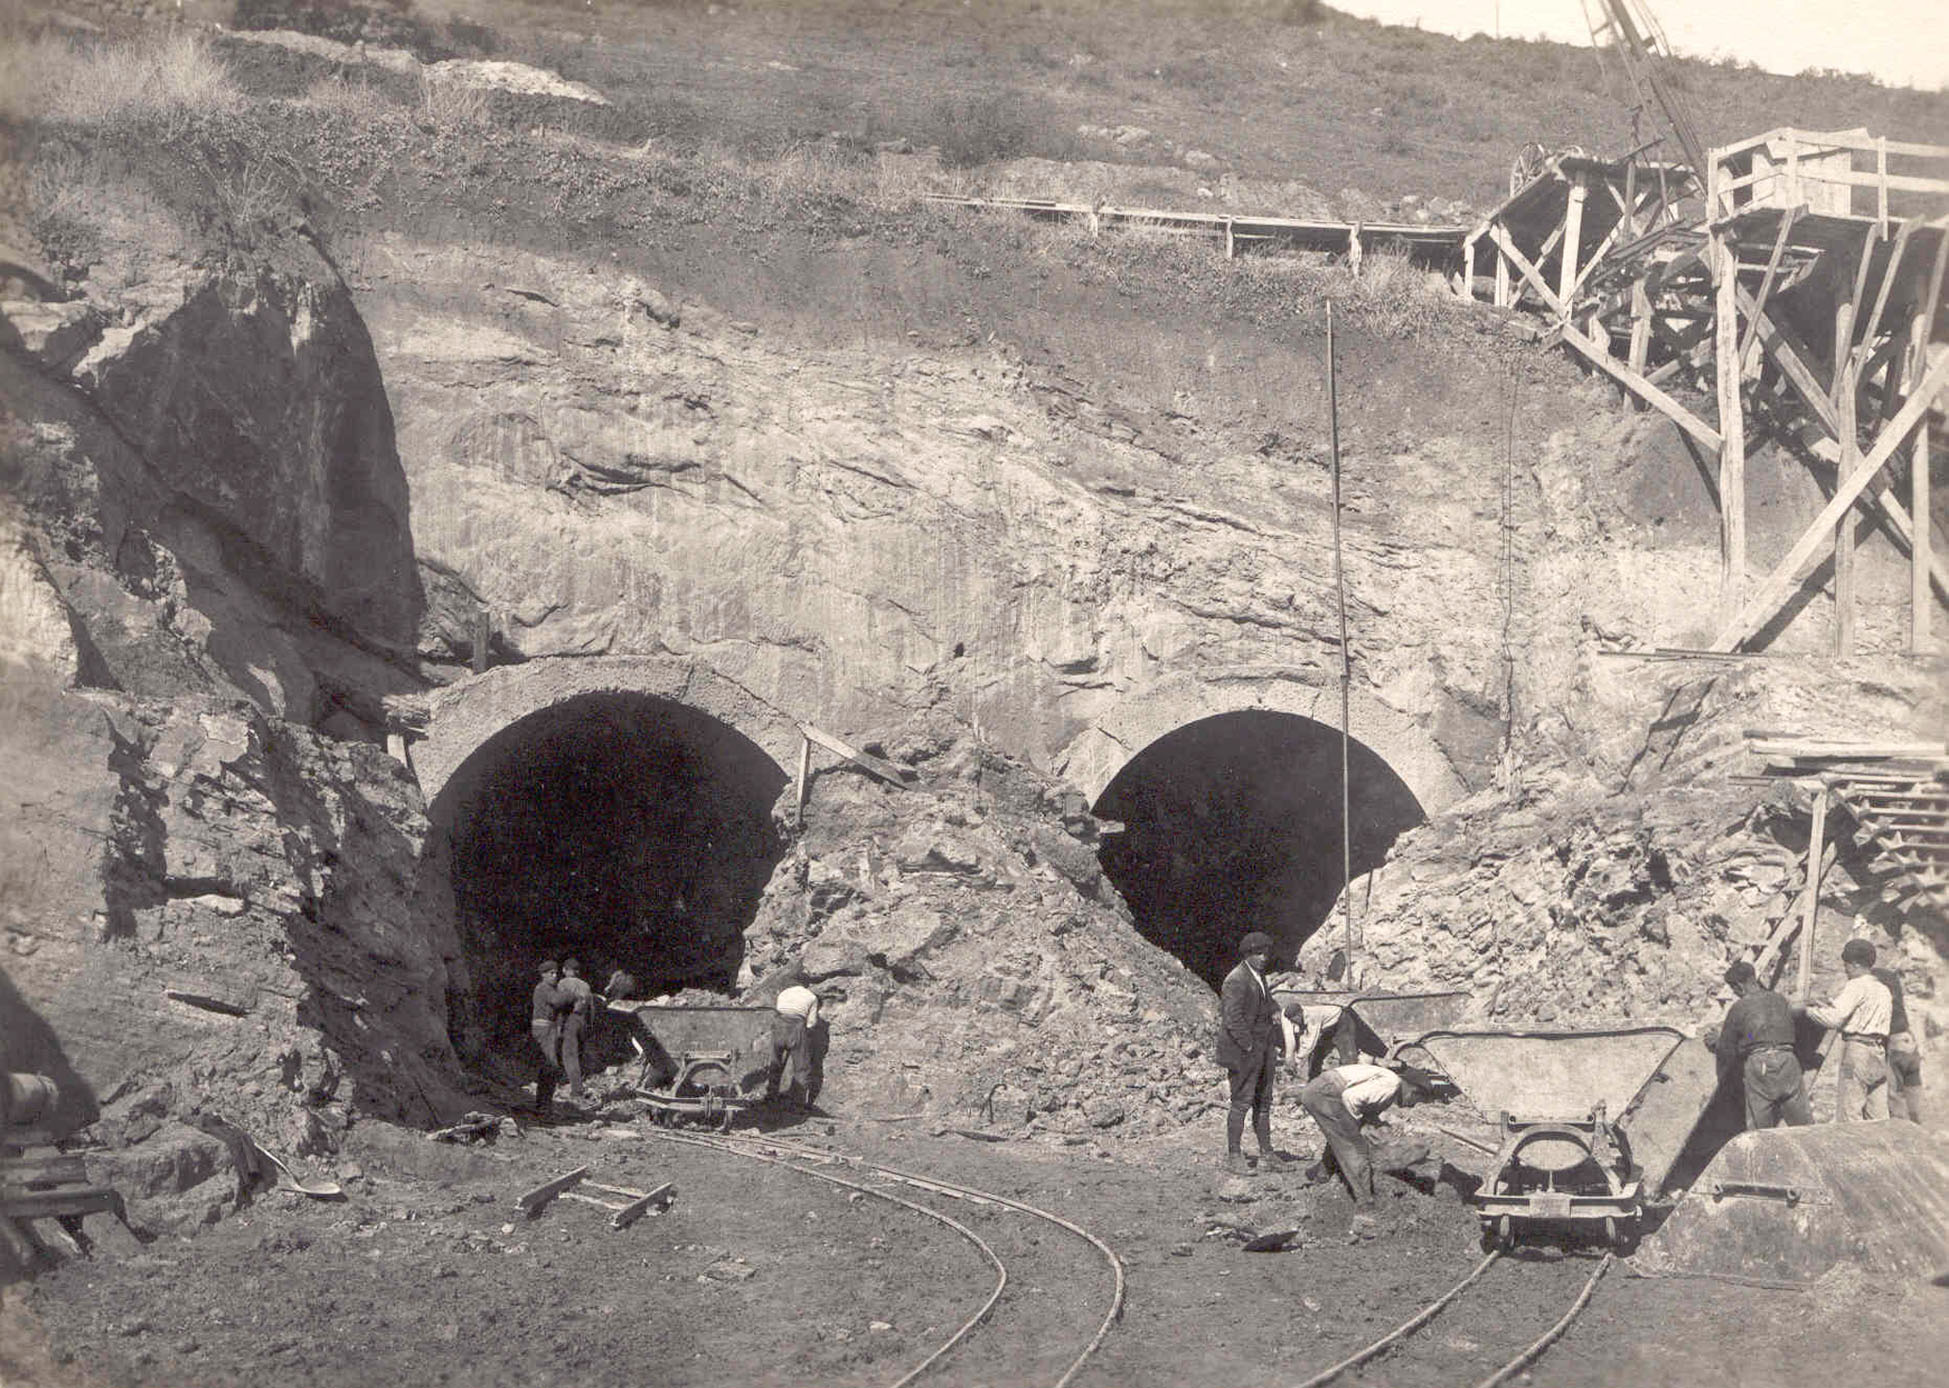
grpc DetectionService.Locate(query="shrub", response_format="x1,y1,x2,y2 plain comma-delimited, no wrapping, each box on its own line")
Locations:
2,30,241,134
922,90,1034,170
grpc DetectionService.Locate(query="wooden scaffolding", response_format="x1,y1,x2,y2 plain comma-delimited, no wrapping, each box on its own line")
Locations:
1465,128,1949,655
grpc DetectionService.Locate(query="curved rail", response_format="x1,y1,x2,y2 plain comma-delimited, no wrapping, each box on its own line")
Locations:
1286,1246,1613,1388
1287,1250,1503,1388
646,1128,1007,1388
1471,1252,1613,1388
727,1132,1127,1388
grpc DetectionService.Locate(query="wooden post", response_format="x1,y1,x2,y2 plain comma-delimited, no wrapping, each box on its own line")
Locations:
794,734,812,827
1348,224,1363,277
1834,311,1859,657
1462,238,1477,302
1224,218,1235,261
1914,315,1935,655
1494,244,1510,308
1796,785,1829,1000
1713,232,1746,617
1557,175,1588,321
1326,301,1355,979
1628,279,1652,385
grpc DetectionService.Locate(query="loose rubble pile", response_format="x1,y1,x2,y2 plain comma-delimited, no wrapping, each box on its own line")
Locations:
728,705,1224,1135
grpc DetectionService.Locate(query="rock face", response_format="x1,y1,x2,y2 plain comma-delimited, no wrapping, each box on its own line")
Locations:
3,233,466,1230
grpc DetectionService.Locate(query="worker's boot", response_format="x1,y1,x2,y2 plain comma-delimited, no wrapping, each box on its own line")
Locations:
1224,1108,1254,1175
1253,1115,1292,1171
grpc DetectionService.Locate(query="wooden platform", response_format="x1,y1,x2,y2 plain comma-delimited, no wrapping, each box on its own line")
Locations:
1464,126,1949,658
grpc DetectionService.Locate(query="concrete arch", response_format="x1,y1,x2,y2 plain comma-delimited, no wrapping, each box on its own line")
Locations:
413,656,803,807
1056,667,1466,815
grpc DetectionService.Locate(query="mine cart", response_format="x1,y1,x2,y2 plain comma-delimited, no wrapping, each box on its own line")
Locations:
1415,1026,1686,1249
607,1002,776,1131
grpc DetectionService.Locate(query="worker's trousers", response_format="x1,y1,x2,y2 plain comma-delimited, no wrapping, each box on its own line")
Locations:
768,1013,810,1103
531,1018,562,1114
560,1013,587,1100
1835,1038,1889,1121
1298,1072,1375,1206
1741,1048,1812,1130
1887,1031,1924,1123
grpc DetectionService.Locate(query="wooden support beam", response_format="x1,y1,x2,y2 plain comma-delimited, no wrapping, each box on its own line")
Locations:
1833,329,1859,657
1832,224,1878,401
1736,208,1799,373
1628,279,1652,380
1856,220,1913,369
1494,245,1510,308
1558,175,1589,314
1562,324,1722,452
1754,838,1839,986
1485,222,1564,318
1797,785,1830,999
1506,219,1570,313
1713,352,1949,650
1914,323,1936,654
516,1167,588,1216
1715,231,1747,614
799,723,912,789
1462,238,1476,301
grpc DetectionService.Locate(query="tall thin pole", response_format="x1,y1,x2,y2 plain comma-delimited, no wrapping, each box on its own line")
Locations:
1328,302,1355,981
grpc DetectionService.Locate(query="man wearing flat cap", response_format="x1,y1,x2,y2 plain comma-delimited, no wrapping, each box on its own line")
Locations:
1216,931,1286,1175
1712,958,1811,1130
1801,938,1895,1121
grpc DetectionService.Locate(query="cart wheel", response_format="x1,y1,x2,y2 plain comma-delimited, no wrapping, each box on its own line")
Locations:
1603,1216,1618,1248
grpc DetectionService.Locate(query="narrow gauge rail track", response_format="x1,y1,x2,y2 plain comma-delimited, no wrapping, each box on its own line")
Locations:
1288,1247,1613,1388
645,1127,1126,1388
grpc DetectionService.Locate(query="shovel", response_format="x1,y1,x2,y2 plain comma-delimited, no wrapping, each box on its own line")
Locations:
200,1115,344,1198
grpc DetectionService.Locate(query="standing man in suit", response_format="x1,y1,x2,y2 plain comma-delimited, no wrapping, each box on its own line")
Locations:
1216,931,1286,1175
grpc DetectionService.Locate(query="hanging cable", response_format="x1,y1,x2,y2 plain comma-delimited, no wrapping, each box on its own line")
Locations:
1327,301,1355,979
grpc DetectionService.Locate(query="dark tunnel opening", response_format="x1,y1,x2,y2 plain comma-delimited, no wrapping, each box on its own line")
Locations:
1092,710,1426,990
433,693,788,1057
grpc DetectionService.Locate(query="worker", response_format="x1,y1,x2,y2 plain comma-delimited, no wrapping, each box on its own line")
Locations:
1800,938,1894,1121
1216,931,1286,1176
1873,961,1924,1123
1711,959,1812,1129
766,981,823,1110
1298,1060,1431,1225
531,958,563,1117
555,957,596,1108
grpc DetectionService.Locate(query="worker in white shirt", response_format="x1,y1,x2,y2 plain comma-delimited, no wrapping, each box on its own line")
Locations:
1800,938,1896,1121
1298,1061,1431,1220
765,982,824,1110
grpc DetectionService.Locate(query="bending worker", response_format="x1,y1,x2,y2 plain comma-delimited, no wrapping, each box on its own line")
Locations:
766,980,823,1109
1298,1060,1430,1219
1712,960,1811,1129
1800,938,1894,1121
1216,931,1286,1175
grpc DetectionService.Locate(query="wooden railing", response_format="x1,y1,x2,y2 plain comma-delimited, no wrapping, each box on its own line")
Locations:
1708,127,1949,226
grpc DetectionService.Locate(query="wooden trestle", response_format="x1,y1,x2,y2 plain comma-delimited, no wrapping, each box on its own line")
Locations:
1464,129,1949,655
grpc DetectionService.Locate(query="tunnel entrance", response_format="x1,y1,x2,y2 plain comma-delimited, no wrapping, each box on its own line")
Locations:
431,692,788,1053
1092,710,1425,989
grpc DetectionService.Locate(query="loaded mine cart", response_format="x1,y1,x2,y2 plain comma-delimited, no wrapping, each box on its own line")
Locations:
1414,1026,1687,1249
606,1000,775,1131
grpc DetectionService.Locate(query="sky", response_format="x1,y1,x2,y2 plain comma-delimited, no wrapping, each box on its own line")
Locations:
1331,1,1949,92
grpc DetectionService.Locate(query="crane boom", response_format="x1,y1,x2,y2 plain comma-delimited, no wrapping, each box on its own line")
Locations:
1584,0,1708,174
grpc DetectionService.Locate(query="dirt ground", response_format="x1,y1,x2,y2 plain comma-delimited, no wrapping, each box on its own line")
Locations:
7,1101,1944,1388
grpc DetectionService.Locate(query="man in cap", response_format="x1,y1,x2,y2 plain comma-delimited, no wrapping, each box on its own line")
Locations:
554,957,596,1107
531,959,564,1117
1712,959,1811,1129
1216,931,1285,1175
1298,1060,1435,1232
1801,938,1895,1121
